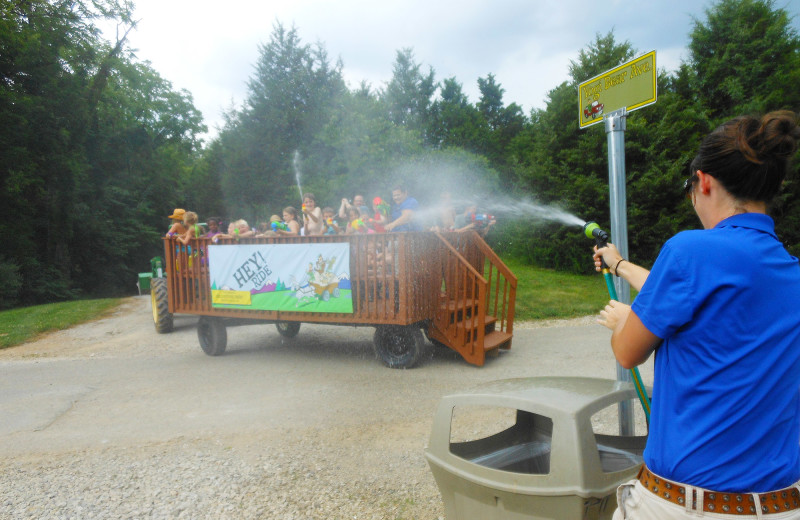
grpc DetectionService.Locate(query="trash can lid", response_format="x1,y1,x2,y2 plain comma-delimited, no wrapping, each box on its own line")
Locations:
440,377,639,416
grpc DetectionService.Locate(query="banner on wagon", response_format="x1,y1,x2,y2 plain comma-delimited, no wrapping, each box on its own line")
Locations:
209,243,352,313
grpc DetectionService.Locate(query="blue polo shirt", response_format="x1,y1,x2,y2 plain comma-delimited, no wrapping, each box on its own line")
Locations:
633,213,800,492
390,197,422,232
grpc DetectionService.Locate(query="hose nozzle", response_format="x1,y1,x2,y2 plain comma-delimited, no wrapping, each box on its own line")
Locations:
584,221,609,247
584,221,611,269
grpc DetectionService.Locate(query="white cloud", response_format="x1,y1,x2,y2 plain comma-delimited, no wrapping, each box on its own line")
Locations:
103,0,800,140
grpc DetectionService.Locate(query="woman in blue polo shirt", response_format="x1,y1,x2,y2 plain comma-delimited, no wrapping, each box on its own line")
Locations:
594,111,800,519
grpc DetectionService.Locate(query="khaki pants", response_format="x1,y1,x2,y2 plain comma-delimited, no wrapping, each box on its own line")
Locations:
614,480,800,520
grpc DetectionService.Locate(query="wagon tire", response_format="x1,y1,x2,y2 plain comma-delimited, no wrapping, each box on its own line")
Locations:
322,290,330,302
151,278,173,334
373,325,428,369
275,321,301,338
333,288,340,298
198,317,227,356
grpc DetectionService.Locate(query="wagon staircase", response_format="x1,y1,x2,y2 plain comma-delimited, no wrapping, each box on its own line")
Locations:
425,231,517,366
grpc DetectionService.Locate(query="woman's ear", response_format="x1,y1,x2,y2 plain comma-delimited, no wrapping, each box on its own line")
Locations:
696,170,713,195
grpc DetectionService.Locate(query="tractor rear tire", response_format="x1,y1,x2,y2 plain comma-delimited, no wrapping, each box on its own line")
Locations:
373,325,428,369
151,278,173,334
198,316,227,356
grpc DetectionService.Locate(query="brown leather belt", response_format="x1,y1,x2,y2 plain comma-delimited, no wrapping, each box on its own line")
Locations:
638,466,800,515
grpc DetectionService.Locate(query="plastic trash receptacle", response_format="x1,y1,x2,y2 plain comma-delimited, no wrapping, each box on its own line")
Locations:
137,273,153,294
425,376,648,520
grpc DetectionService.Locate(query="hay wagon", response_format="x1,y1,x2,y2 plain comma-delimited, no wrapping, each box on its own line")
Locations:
151,231,517,368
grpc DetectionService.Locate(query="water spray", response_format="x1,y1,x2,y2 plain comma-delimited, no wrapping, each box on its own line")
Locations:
584,221,651,422
293,150,304,204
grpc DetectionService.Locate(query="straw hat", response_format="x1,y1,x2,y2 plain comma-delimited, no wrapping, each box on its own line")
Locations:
168,208,186,220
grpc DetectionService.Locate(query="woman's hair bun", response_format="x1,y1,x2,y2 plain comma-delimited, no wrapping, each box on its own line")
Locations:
756,110,800,160
744,110,800,163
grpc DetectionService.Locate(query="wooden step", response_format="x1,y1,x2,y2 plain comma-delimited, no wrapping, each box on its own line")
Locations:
454,315,497,333
483,330,512,351
485,315,497,329
439,298,480,312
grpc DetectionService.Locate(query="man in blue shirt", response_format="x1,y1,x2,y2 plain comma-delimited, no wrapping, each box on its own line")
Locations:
384,184,422,232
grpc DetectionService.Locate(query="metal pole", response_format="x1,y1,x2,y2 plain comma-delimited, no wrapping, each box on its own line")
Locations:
604,108,634,436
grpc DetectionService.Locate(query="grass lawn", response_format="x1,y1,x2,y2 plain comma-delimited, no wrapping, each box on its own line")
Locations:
0,298,123,349
502,257,614,321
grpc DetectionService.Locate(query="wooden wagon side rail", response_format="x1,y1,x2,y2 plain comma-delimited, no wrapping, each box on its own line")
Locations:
162,233,436,326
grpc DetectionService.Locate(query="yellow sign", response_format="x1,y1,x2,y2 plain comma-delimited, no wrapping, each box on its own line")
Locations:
212,289,252,305
578,51,657,129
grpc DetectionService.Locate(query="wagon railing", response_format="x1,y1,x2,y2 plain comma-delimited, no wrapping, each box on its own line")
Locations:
429,231,489,366
161,231,514,366
163,233,438,325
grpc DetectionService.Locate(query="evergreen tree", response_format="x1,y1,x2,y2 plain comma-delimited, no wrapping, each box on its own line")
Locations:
428,77,487,152
688,0,800,118
213,23,346,218
382,48,436,143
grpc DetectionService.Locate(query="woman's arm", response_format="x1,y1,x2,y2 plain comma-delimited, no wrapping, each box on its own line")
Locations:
598,300,661,368
593,243,650,292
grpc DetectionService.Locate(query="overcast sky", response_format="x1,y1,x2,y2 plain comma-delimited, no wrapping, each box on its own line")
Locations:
106,0,800,140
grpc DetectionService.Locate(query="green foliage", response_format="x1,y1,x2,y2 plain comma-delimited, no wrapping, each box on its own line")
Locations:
3,0,800,310
211,22,347,218
428,77,488,152
0,257,23,309
382,48,436,141
689,0,800,118
0,0,206,305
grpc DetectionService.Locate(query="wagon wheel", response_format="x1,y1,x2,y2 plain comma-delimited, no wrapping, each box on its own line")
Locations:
198,316,227,356
275,321,301,338
321,290,330,302
373,325,428,369
333,287,340,298
151,277,173,334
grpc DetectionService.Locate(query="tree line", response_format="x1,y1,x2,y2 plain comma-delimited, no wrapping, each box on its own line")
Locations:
1,0,798,308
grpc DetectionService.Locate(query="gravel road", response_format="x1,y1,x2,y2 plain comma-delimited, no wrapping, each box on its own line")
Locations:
0,296,652,519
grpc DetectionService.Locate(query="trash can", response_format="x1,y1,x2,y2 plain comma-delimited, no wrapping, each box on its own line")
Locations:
150,256,164,278
425,376,648,520
137,272,153,294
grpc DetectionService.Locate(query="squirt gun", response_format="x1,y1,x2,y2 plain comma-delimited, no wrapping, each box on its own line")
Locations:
373,197,390,216
470,213,495,228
